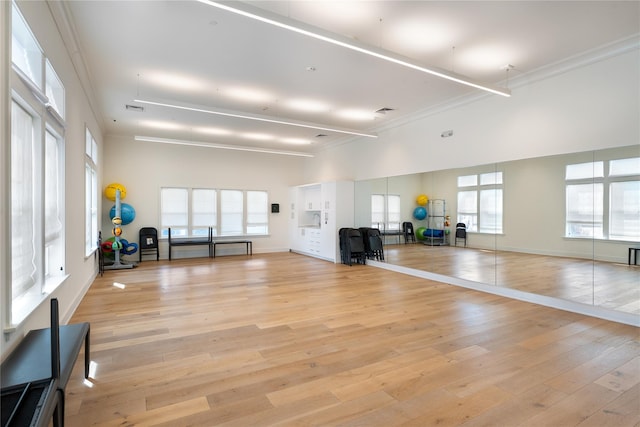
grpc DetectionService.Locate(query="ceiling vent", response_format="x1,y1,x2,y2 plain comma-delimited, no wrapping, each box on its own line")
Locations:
375,107,395,114
125,104,144,112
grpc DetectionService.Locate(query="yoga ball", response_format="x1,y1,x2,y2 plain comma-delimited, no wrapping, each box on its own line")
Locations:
416,194,428,206
110,203,136,225
415,226,427,241
105,183,127,201
413,206,427,220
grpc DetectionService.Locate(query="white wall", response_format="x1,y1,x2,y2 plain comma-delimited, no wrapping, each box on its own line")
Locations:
2,1,104,360
306,44,639,183
101,136,306,259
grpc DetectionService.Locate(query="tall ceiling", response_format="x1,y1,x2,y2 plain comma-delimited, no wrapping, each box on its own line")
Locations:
61,1,639,156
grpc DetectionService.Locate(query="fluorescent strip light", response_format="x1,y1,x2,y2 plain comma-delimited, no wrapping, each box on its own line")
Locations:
196,0,511,98
135,136,314,157
134,99,377,138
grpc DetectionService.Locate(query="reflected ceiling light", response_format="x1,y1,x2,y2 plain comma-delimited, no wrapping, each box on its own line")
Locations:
282,137,311,145
388,19,453,52
195,0,510,97
135,98,377,138
461,45,517,72
138,119,183,130
224,86,273,103
337,109,376,121
135,136,314,157
194,126,232,136
286,99,331,113
144,71,205,91
242,132,274,141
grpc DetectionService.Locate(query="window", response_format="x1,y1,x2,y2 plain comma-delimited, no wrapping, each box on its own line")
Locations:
85,128,98,255
221,190,243,236
371,194,401,231
161,188,188,237
11,3,43,91
457,172,503,233
160,188,269,237
9,3,66,326
45,60,65,121
247,191,268,234
566,158,640,241
192,189,216,236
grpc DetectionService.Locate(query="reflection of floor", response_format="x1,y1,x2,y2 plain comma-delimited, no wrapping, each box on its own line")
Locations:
382,243,640,315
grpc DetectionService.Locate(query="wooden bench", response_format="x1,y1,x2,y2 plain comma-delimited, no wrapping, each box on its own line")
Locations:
168,227,213,260
212,240,253,258
1,299,90,426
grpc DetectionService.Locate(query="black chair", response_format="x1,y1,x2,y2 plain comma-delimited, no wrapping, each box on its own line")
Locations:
367,228,384,261
455,223,467,247
347,228,366,266
402,222,416,244
139,227,159,262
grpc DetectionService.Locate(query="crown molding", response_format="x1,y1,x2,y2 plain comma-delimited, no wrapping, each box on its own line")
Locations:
370,33,640,137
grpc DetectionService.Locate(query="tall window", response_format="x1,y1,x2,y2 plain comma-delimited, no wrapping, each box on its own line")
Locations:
371,194,401,231
457,172,503,233
221,190,243,235
160,187,269,237
85,128,98,255
192,189,217,236
247,191,269,234
10,2,66,325
566,158,639,241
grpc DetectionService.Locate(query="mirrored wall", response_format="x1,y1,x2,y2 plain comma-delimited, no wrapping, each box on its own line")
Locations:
354,145,639,318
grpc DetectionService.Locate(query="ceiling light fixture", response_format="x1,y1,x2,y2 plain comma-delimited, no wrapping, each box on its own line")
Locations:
134,136,314,157
134,99,377,138
195,0,511,98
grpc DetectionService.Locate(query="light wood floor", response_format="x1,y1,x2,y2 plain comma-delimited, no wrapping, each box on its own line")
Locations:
382,244,640,315
66,252,640,426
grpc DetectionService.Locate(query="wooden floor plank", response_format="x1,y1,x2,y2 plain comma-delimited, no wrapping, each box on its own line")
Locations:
63,253,639,426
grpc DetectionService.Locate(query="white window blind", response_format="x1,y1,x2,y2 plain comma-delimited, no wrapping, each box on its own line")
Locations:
247,191,268,234
11,101,36,299
161,188,189,237
192,189,216,236
387,194,401,231
221,190,243,235
371,194,384,229
566,183,604,238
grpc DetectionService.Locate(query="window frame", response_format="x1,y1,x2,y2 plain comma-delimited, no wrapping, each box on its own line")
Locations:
565,158,640,241
8,2,67,328
85,127,99,256
370,193,401,231
457,172,503,234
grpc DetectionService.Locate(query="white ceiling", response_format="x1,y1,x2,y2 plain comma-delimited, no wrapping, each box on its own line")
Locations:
62,1,639,156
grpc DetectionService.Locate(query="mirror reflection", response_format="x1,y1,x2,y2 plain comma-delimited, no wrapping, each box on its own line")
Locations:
354,145,639,315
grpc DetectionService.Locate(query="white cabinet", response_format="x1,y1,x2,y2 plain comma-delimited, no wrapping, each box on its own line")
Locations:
289,181,354,262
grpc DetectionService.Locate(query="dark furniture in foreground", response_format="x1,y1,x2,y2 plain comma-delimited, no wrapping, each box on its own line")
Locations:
168,227,213,260
213,240,253,258
402,222,416,244
455,222,468,247
1,299,89,427
629,246,640,265
139,227,159,262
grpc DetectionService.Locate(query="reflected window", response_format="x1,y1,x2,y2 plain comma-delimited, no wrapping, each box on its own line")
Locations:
565,157,639,241
371,194,400,231
457,173,503,233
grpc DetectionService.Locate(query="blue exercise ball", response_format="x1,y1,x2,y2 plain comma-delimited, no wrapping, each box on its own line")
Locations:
110,203,136,225
413,206,427,220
